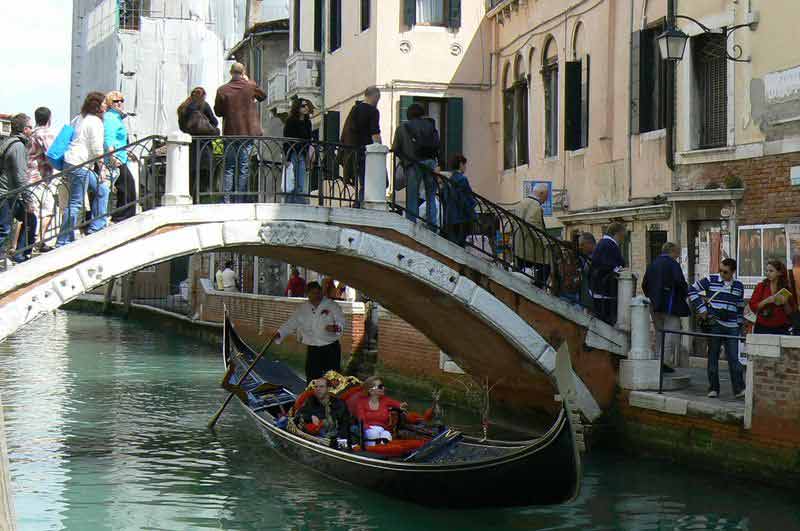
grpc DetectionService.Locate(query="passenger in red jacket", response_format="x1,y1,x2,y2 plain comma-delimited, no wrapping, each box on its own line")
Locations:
285,268,306,297
354,376,407,446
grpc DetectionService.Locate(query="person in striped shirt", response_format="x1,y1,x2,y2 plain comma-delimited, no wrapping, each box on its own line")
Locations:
688,258,746,399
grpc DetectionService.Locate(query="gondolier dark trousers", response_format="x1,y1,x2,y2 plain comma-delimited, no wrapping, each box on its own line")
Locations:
305,340,341,382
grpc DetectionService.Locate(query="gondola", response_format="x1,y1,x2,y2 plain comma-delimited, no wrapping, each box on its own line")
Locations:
220,315,581,508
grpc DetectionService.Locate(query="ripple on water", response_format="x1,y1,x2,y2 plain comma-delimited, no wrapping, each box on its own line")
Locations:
1,312,799,530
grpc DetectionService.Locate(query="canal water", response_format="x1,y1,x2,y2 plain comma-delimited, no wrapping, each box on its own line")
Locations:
1,312,798,531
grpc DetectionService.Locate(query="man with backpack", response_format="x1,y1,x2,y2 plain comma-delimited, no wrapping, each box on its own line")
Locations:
0,113,34,264
392,103,441,226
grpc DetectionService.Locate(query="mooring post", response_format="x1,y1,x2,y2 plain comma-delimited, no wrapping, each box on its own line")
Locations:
0,393,16,531
364,144,389,211
162,132,193,206
616,270,635,332
102,277,117,314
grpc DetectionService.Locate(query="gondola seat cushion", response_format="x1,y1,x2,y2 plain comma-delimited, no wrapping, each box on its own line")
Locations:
362,439,426,457
292,389,314,413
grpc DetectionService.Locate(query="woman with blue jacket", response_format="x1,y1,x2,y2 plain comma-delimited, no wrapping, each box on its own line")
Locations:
442,153,477,247
104,91,136,221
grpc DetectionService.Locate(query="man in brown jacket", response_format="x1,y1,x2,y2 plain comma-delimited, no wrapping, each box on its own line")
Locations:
513,183,551,289
214,62,266,203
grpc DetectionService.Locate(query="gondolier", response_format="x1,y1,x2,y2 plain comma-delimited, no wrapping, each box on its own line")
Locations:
275,281,345,382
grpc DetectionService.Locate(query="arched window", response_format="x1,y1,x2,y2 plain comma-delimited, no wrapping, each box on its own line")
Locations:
565,23,590,150
542,37,559,157
503,56,530,170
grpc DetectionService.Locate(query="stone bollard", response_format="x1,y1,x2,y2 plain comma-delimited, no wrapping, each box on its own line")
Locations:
162,132,193,206
363,144,389,211
616,270,635,332
619,296,661,390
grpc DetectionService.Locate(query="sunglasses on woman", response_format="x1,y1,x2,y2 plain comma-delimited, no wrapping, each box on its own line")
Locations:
372,384,385,390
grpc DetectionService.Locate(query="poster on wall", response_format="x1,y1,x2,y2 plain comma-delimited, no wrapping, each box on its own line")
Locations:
786,224,800,268
738,224,789,285
522,180,553,216
738,227,762,279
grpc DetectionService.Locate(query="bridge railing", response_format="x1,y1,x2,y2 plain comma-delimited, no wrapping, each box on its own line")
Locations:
388,153,584,299
189,136,364,206
0,135,167,265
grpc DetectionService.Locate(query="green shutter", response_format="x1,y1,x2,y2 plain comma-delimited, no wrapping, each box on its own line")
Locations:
446,97,463,165
448,0,461,30
503,89,514,169
399,96,414,125
324,111,340,142
631,30,642,134
313,0,322,52
581,55,590,148
404,0,416,27
564,60,581,151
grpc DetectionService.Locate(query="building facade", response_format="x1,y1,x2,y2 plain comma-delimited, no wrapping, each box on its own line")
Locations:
70,0,287,138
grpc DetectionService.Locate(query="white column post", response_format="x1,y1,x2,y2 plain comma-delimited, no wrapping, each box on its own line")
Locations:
619,296,661,390
162,132,193,206
616,270,635,332
364,144,389,210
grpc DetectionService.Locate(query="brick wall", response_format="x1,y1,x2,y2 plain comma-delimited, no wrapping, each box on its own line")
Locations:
378,309,442,377
751,344,800,446
676,152,800,226
196,279,366,356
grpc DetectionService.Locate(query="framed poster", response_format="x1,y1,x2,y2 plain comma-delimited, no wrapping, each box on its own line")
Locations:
737,224,789,285
522,180,553,216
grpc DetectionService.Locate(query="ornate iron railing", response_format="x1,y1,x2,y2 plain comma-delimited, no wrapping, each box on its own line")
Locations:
0,135,167,266
190,136,363,206
388,154,585,299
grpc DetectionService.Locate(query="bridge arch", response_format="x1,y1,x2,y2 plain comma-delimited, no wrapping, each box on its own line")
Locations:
0,205,624,420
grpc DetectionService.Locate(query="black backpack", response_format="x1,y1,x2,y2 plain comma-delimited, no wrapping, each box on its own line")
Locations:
404,118,440,160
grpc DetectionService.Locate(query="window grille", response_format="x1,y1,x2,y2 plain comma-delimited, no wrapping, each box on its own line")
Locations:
119,0,150,31
694,33,728,149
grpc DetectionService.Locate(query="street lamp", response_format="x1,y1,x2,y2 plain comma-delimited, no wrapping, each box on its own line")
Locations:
657,26,689,62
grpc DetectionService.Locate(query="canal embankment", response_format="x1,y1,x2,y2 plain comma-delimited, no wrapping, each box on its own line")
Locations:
0,393,15,531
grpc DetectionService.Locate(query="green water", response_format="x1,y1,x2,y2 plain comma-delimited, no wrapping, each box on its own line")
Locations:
1,312,798,531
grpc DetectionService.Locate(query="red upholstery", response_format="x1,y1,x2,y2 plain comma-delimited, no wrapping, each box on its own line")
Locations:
363,439,426,457
293,389,314,412
304,423,321,435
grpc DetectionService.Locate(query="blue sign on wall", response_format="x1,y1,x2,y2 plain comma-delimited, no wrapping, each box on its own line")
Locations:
522,180,553,216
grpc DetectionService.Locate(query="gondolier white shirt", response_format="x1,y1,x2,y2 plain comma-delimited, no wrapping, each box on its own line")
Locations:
276,298,346,347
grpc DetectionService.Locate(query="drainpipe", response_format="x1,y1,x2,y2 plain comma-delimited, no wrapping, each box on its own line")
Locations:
665,0,676,171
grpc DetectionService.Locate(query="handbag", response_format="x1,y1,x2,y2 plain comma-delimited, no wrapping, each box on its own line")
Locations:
46,120,78,170
185,110,219,136
394,163,407,191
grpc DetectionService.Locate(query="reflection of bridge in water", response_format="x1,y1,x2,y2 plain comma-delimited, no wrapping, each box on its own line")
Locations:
0,133,626,422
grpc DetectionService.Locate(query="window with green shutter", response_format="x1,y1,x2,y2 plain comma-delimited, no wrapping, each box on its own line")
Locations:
402,0,459,29
445,97,463,166
329,0,342,52
324,111,340,143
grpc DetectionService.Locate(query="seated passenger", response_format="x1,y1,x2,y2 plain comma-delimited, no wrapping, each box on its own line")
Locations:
295,378,351,440
354,376,407,446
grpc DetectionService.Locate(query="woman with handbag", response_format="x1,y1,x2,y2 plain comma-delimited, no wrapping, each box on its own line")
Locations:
283,98,313,204
178,87,219,199
103,91,137,222
749,260,794,335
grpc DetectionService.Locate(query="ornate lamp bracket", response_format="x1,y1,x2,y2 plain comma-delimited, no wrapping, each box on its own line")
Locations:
674,15,756,63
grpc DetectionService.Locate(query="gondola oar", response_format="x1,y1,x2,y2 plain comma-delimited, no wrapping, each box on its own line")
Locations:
208,333,277,429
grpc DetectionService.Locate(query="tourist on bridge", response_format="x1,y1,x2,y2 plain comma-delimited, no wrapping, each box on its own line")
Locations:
285,267,306,297
392,103,440,227
275,281,346,383
56,92,110,247
749,260,795,335
643,242,690,373
214,63,266,204
26,107,58,253
442,153,477,247
177,87,218,136
561,232,595,309
222,260,239,292
589,222,627,325
283,98,314,204
340,86,382,205
513,183,550,289
103,91,136,222
0,113,34,263
688,258,746,399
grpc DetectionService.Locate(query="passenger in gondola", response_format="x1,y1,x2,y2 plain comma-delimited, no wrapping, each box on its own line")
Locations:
354,376,408,446
295,378,351,441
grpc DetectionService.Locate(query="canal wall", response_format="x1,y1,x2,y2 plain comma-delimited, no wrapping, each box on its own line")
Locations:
0,394,15,531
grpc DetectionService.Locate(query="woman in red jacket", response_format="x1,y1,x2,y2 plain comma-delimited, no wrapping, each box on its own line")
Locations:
354,376,407,446
749,260,794,335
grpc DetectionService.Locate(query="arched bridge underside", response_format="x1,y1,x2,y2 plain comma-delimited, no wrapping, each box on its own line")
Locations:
0,205,627,421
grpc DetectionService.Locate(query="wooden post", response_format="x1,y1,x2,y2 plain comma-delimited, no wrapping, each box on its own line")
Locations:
0,393,16,531
122,272,137,317
102,278,117,314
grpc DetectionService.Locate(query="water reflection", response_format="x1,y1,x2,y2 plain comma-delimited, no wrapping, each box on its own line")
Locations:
0,312,798,530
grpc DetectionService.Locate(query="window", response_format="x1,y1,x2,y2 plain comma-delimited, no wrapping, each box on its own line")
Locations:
693,32,728,149
632,24,668,134
314,0,323,52
403,0,461,30
542,38,559,158
361,0,371,31
399,96,463,164
565,26,589,151
119,0,150,31
503,58,529,170
293,0,301,52
646,230,668,264
329,0,342,52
